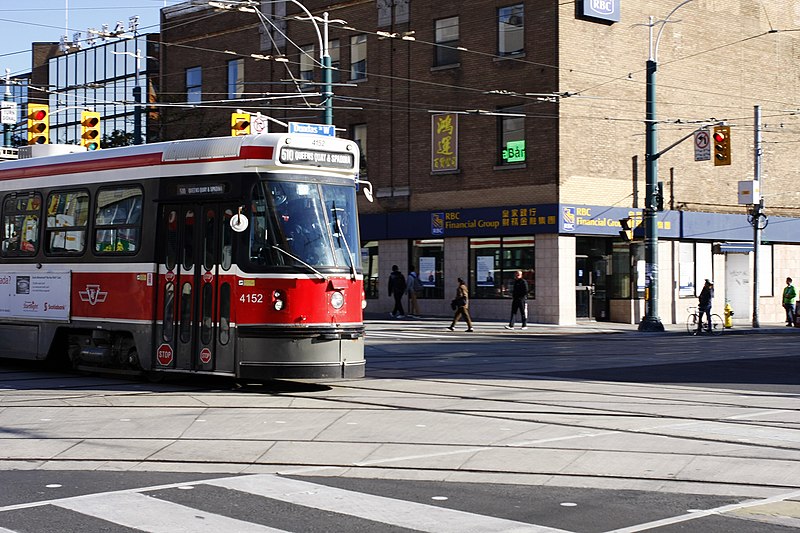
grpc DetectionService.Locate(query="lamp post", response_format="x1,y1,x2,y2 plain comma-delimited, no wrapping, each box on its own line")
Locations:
638,0,694,332
112,47,144,145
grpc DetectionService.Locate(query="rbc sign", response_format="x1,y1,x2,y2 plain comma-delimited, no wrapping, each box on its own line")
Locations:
581,0,620,23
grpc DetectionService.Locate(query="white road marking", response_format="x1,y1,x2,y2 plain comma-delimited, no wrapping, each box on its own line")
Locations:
604,488,800,533
208,474,572,533
55,492,286,533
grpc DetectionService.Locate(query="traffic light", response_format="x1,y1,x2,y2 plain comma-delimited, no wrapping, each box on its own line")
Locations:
655,181,664,211
231,112,251,136
80,111,101,150
27,103,49,145
713,126,731,166
619,217,633,242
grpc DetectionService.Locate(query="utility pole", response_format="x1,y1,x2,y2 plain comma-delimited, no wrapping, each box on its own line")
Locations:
751,105,765,327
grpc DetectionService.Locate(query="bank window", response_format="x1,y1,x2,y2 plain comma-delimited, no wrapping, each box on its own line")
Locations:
94,187,142,254
469,236,534,299
186,66,202,103
362,240,379,299
498,4,524,57
498,105,525,165
434,16,459,67
409,239,445,299
2,192,42,257
350,34,367,80
45,190,89,255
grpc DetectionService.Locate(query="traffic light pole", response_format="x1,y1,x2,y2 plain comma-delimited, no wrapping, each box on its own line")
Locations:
640,56,664,331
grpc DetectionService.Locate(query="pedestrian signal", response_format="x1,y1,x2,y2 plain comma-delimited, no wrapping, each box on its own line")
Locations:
80,111,102,150
27,104,49,145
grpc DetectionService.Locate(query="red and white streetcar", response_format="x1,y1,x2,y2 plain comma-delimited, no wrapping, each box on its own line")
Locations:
0,132,371,380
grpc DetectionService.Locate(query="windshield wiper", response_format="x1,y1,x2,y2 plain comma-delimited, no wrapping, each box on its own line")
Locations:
271,245,326,280
331,204,356,281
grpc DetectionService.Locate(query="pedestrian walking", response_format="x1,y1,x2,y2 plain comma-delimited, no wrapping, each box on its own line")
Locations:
782,277,796,326
447,278,473,332
406,265,422,318
504,270,528,330
387,265,406,318
696,279,713,334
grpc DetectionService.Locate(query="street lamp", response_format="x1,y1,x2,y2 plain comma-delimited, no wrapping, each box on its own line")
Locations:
209,0,342,126
112,47,145,145
638,0,694,332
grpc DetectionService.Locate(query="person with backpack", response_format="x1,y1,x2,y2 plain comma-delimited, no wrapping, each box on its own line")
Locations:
406,265,423,318
387,265,406,318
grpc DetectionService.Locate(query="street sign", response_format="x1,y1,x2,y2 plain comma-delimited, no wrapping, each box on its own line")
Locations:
1,101,17,125
288,122,335,137
694,130,710,161
156,343,173,366
251,113,268,134
199,347,212,364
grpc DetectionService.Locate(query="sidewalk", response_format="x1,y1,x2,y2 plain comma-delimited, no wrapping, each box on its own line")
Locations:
365,312,798,336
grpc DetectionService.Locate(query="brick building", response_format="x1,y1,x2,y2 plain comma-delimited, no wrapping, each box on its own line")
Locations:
159,0,800,325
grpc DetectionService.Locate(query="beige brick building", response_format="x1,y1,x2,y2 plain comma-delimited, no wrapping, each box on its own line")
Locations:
159,0,800,325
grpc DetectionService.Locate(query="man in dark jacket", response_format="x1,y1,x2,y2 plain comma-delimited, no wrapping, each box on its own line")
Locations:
696,279,713,333
387,265,406,318
505,270,528,330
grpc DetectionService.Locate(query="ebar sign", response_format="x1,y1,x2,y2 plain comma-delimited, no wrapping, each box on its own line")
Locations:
581,0,620,23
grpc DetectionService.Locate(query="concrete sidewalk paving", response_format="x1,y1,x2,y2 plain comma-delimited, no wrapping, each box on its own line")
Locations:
365,312,800,336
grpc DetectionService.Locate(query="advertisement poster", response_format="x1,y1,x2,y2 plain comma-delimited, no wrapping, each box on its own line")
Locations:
0,272,70,320
477,256,496,286
419,257,436,287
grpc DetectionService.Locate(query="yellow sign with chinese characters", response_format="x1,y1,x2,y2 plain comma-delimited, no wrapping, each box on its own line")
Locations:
432,113,458,172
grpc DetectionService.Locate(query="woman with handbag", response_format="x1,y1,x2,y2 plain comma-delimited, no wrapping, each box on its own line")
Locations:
447,278,474,332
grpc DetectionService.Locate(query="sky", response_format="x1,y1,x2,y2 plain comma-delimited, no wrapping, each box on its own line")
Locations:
0,1,184,78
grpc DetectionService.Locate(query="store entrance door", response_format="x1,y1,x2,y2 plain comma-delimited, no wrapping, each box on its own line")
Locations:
576,237,611,321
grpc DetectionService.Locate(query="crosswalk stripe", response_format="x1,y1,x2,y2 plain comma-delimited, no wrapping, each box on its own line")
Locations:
54,492,287,533
208,474,571,533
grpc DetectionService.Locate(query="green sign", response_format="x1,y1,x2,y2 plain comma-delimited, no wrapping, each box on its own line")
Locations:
502,140,525,163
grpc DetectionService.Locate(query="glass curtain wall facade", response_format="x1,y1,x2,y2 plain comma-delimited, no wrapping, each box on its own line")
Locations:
48,36,148,145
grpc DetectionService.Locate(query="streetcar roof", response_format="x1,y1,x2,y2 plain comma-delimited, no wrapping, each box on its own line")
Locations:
0,133,359,188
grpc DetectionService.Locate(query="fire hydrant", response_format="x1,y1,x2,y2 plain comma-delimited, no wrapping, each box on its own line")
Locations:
724,302,734,328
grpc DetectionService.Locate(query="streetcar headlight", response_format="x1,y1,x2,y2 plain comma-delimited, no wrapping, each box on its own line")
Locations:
330,291,345,309
274,299,284,311
273,290,285,311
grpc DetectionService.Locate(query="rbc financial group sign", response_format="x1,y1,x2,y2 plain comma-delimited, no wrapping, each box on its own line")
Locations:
581,0,620,23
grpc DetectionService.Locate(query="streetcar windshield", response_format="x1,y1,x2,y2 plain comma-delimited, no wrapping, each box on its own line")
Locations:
249,178,361,271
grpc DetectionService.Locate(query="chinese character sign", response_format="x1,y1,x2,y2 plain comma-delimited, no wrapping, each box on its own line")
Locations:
432,113,458,172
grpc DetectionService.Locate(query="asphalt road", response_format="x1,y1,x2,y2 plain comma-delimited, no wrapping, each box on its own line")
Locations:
0,319,798,532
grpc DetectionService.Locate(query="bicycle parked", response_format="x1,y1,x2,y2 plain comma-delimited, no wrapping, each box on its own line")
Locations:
686,306,723,335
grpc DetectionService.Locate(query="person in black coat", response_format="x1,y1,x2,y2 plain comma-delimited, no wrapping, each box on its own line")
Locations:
696,279,713,333
387,265,406,318
505,270,528,330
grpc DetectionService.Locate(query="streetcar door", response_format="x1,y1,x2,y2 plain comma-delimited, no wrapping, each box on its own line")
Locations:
157,204,236,373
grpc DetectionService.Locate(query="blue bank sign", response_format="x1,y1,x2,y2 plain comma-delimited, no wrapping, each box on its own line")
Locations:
581,0,620,23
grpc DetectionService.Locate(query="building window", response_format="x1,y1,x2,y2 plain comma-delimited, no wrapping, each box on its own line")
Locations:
362,241,379,299
498,4,524,56
300,44,315,89
469,236,534,299
498,105,525,165
352,123,367,177
328,39,341,83
434,16,460,66
410,239,445,299
350,34,367,80
227,58,244,99
186,67,201,103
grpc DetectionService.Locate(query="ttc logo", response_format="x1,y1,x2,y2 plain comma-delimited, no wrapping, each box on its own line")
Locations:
79,284,108,305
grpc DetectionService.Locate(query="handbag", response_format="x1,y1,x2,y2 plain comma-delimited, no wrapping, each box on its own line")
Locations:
450,299,458,310
451,296,466,310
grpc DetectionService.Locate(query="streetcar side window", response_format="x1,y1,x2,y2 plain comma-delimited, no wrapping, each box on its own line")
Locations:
219,282,231,345
94,187,143,254
45,190,89,255
2,192,42,257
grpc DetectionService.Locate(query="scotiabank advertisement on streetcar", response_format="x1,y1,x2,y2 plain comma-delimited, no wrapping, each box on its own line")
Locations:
0,272,70,320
